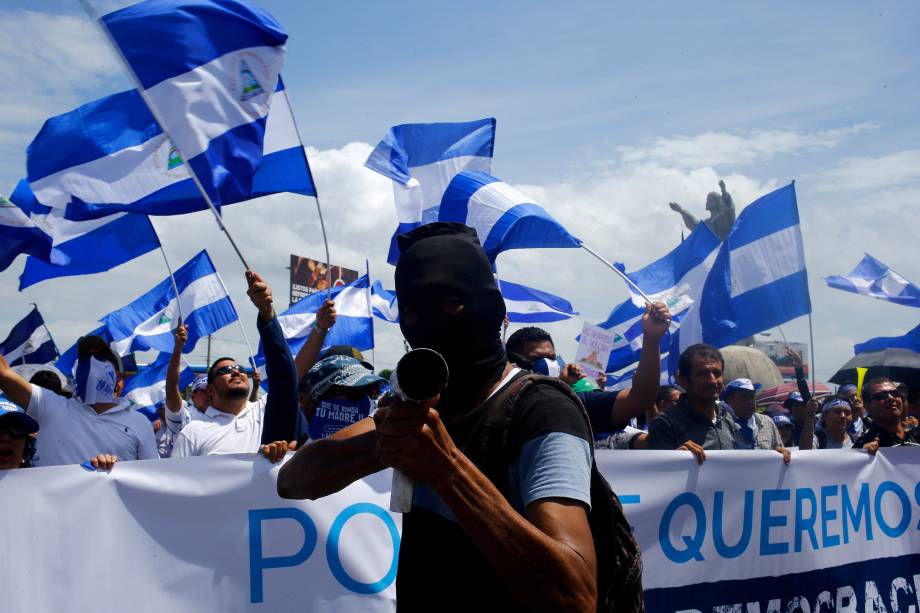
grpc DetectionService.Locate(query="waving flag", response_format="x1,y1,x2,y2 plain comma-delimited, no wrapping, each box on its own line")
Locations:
101,251,238,356
370,281,399,323
669,183,811,372
364,118,496,263
257,276,373,371
0,195,62,272
12,181,161,290
825,253,920,308
438,171,582,263
854,322,920,355
597,223,721,373
499,280,578,323
0,307,58,365
98,0,287,207
123,352,196,420
28,79,312,221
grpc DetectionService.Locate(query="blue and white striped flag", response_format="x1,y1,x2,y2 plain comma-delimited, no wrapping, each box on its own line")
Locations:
438,171,582,264
12,181,161,290
597,223,721,373
499,280,578,323
364,118,496,264
55,326,112,379
0,195,63,272
370,281,399,323
669,183,811,372
28,79,312,221
98,0,287,207
0,307,58,366
854,322,920,355
101,250,238,356
257,275,373,370
825,253,920,308
123,352,196,420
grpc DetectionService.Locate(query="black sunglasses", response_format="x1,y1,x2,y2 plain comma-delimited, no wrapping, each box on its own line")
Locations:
211,364,246,380
870,390,899,402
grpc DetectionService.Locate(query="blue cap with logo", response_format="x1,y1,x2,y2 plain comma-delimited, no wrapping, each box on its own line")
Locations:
783,391,805,407
0,398,39,434
772,414,794,428
304,355,385,402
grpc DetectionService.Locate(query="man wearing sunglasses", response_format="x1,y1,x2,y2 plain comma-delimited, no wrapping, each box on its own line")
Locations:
856,377,920,453
170,271,297,462
0,399,39,469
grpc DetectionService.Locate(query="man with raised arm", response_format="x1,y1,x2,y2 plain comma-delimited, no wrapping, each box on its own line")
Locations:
278,223,605,611
0,335,156,468
169,271,298,461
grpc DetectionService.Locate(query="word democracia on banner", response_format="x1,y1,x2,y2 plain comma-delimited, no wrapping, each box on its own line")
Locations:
658,479,919,564
248,503,400,603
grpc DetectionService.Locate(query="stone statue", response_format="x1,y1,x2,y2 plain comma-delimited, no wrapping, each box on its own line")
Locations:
668,180,736,241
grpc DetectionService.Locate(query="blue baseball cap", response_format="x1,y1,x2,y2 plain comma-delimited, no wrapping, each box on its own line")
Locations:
783,392,805,407
721,378,761,399
839,384,857,396
772,414,794,428
0,399,39,434
304,355,385,402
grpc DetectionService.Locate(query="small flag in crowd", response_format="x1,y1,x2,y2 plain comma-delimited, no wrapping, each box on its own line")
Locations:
257,275,374,371
12,181,161,290
597,223,720,373
370,282,399,323
438,171,582,264
824,253,920,308
27,78,313,221
98,0,288,207
123,352,196,421
0,307,59,366
669,182,811,372
0,194,63,272
364,118,496,264
101,250,238,356
854,322,920,355
499,280,578,323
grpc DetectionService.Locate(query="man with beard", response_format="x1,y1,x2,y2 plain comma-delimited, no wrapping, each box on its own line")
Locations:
170,271,297,462
278,224,604,611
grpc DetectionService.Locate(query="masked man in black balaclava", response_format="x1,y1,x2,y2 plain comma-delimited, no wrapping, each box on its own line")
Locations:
278,223,597,611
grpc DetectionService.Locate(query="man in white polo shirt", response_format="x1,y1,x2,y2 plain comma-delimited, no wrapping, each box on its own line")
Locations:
170,270,296,461
0,335,158,466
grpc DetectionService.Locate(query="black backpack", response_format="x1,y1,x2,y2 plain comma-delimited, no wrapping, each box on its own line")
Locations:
464,371,644,613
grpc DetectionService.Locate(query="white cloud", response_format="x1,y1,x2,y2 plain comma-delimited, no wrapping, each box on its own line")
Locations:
811,149,920,192
616,124,878,169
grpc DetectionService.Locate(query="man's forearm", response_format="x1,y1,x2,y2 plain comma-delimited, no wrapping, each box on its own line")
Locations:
433,453,596,612
294,326,327,382
611,332,662,426
277,424,383,500
259,315,299,444
165,344,183,413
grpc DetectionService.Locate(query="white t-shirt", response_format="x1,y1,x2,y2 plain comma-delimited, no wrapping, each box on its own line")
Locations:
27,386,159,466
169,395,269,457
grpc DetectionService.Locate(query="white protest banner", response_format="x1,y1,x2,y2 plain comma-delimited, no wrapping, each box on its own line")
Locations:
1,449,918,612
575,321,617,380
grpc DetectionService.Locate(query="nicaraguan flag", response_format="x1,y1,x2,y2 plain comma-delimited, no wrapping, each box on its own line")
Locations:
669,182,811,372
99,0,287,207
0,195,64,272
364,118,496,264
123,352,196,420
854,322,920,355
824,253,920,308
597,223,721,373
101,250,238,356
257,275,373,370
12,181,161,290
499,280,578,323
28,79,313,221
438,171,582,264
370,281,399,323
0,307,59,365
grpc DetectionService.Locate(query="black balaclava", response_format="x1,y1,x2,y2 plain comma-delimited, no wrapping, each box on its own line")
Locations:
395,223,507,418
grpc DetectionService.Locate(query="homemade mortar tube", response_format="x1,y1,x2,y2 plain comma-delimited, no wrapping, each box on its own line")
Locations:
388,348,450,513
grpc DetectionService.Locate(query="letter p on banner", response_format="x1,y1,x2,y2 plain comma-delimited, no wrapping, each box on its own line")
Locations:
249,508,318,603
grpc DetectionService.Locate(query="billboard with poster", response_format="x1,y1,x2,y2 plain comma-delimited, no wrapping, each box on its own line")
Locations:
289,255,359,305
752,340,809,380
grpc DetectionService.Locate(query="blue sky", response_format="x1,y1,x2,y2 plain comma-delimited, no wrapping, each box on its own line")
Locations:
0,1,918,380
